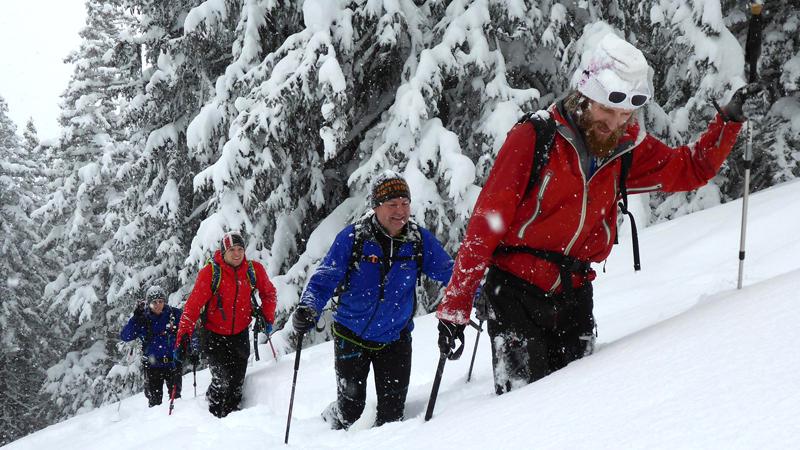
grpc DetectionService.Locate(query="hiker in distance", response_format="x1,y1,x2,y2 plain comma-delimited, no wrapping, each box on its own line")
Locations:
292,172,454,429
175,231,277,417
436,32,753,394
120,285,187,407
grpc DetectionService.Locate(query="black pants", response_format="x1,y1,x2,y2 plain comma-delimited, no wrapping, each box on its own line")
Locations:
333,323,412,428
144,363,182,407
203,329,250,417
484,267,594,394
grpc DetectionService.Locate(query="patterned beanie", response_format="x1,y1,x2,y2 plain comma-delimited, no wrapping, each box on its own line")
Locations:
146,285,166,303
371,171,410,208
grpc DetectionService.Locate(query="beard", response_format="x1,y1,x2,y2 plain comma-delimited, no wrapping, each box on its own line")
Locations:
577,112,627,158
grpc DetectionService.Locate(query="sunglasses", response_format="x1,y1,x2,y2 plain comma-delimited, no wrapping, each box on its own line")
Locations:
607,91,649,107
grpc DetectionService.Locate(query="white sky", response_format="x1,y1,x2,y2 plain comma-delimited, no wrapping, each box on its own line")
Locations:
0,0,87,140
7,179,800,449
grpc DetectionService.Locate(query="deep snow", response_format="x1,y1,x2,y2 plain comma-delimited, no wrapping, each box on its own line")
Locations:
6,179,800,450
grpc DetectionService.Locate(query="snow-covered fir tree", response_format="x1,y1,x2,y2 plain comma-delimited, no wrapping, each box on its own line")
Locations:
0,97,18,150
0,96,58,446
732,0,800,192
112,0,247,303
189,1,576,342
46,0,262,422
625,0,799,222
34,0,144,422
22,118,39,153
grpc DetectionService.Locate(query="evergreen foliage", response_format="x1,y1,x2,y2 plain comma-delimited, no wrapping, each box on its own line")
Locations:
3,0,797,442
33,0,144,423
0,95,57,446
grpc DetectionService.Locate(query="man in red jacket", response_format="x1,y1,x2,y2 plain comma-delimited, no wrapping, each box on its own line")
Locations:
436,33,752,394
176,230,277,417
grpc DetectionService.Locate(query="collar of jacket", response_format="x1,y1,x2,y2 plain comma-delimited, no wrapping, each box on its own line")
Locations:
370,214,413,242
550,100,647,166
212,249,249,273
146,305,172,320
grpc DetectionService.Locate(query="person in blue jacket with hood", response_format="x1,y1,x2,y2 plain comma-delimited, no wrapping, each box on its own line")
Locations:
292,171,454,429
121,285,188,407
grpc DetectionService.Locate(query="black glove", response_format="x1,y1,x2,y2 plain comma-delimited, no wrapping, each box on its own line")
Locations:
186,334,200,364
173,346,183,363
133,302,146,324
473,291,489,322
437,320,466,360
173,335,189,363
292,305,317,334
721,83,762,122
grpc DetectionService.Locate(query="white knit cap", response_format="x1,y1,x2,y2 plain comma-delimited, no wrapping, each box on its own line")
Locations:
575,33,651,110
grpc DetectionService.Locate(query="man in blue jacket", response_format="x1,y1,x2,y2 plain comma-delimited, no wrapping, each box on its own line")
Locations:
121,285,187,407
292,171,454,429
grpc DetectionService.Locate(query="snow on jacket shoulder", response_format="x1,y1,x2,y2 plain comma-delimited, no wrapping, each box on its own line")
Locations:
437,105,742,325
120,305,182,368
301,220,454,344
176,251,277,344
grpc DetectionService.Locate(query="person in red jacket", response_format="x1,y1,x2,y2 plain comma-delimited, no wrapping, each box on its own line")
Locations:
436,33,753,394
176,230,277,417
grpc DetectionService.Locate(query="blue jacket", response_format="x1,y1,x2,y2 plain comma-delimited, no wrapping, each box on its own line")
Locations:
301,219,454,344
120,305,182,368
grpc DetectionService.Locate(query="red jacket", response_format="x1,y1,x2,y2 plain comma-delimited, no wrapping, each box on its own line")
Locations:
176,251,277,343
437,105,742,325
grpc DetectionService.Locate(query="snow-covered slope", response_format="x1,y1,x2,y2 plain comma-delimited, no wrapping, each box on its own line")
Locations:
7,180,800,450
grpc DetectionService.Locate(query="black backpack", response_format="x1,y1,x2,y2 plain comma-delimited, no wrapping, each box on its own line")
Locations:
335,215,425,300
503,111,641,273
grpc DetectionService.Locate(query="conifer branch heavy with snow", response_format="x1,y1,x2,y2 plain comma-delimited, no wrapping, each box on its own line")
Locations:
3,0,797,442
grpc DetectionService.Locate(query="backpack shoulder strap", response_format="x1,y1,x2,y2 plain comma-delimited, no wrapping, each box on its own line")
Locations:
207,259,222,295
407,222,424,327
408,221,424,285
246,261,257,289
202,258,227,322
334,218,370,296
619,151,634,200
351,218,370,268
616,150,641,271
517,111,558,197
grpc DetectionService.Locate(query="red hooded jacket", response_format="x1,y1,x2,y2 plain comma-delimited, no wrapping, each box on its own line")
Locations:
176,250,277,343
437,105,742,325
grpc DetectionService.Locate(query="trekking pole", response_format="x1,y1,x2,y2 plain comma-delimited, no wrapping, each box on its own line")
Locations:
168,382,178,415
424,352,448,421
466,320,484,382
169,344,185,415
193,361,197,398
284,332,305,444
268,336,278,361
737,2,763,289
737,120,753,289
253,323,261,362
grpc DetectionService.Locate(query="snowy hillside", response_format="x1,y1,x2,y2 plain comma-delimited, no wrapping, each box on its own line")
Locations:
6,180,800,450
